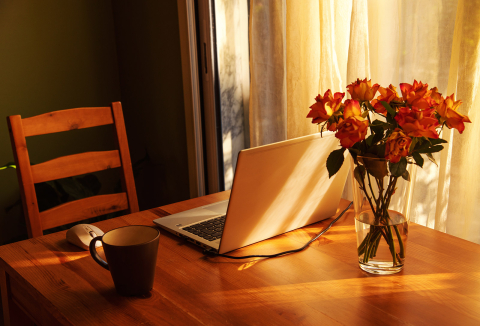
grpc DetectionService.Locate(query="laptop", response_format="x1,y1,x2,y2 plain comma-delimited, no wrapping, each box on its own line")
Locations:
153,132,350,254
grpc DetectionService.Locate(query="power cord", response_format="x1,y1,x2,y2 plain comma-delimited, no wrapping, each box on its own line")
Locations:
203,201,353,259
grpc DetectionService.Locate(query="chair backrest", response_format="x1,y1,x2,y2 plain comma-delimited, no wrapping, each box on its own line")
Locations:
7,102,139,238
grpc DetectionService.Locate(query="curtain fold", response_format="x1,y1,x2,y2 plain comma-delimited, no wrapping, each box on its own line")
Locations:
249,0,480,243
346,0,370,82
285,0,319,139
437,0,480,242
249,0,287,147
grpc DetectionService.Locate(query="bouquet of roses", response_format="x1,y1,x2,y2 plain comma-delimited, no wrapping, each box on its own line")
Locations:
308,78,471,178
307,78,471,269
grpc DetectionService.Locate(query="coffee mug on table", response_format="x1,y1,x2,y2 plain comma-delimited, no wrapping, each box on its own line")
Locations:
89,225,160,296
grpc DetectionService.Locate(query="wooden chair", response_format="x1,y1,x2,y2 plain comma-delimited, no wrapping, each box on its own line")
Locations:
7,102,139,238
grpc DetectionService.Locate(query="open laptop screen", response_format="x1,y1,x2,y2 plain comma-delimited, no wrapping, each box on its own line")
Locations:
219,132,349,253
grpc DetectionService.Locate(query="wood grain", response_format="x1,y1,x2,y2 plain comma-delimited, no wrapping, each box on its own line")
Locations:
40,193,129,230
31,150,122,184
1,193,480,325
7,115,42,238
111,102,139,213
21,107,113,137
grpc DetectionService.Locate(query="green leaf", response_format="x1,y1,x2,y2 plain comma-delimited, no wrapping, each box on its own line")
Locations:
371,119,395,131
365,134,375,146
417,145,444,154
414,140,430,152
426,153,438,166
353,165,366,186
370,125,383,136
380,101,396,117
412,152,424,167
352,142,362,150
371,128,384,145
429,138,448,145
361,110,370,118
386,113,396,125
367,144,386,157
326,148,346,178
371,119,386,127
401,169,410,181
348,148,359,162
409,137,419,153
415,138,447,153
389,157,407,177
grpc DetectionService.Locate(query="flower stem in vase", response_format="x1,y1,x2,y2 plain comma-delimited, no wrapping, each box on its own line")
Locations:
307,79,471,274
356,168,407,272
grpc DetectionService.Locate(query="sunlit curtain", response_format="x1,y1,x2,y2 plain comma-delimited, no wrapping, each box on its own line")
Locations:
249,0,480,244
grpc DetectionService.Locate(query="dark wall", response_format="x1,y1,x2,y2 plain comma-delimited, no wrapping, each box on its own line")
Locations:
112,0,190,210
0,0,189,243
0,0,121,243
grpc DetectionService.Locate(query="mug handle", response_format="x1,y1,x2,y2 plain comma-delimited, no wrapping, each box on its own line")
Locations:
89,236,109,270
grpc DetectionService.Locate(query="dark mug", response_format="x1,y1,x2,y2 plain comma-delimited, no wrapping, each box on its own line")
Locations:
89,225,160,296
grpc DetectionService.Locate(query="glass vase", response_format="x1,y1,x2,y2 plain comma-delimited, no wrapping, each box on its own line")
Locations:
351,156,416,274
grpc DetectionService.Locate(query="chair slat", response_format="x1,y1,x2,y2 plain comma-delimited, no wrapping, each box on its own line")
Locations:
8,102,138,237
22,107,113,137
40,193,129,230
31,150,121,184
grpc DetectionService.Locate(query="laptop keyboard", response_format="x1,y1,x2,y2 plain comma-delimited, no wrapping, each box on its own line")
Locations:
182,215,226,242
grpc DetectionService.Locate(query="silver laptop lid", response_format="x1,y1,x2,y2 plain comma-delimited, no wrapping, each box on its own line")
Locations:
219,132,349,253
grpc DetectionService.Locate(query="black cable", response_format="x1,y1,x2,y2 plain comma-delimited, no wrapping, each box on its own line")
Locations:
203,201,353,259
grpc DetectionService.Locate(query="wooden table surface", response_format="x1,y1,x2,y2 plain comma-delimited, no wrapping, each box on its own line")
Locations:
1,191,480,325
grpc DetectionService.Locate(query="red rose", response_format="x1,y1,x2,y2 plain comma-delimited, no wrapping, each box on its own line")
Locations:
395,106,439,138
371,84,402,114
307,90,345,124
399,80,431,110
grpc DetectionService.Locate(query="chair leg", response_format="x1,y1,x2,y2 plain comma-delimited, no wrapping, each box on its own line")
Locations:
0,269,34,326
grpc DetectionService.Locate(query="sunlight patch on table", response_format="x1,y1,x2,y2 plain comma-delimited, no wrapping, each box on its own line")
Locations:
200,273,479,306
11,251,90,268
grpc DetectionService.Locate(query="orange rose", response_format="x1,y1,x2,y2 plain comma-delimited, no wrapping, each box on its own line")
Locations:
428,87,443,107
347,78,380,101
385,129,412,163
395,106,439,139
335,116,369,148
371,84,402,114
307,90,345,124
399,80,431,110
325,99,359,132
343,99,361,118
327,117,342,131
436,94,471,133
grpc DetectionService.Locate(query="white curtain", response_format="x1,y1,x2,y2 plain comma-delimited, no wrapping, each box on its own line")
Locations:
249,0,480,244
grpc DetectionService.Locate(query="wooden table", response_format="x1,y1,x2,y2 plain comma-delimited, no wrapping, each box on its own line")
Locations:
1,191,480,325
